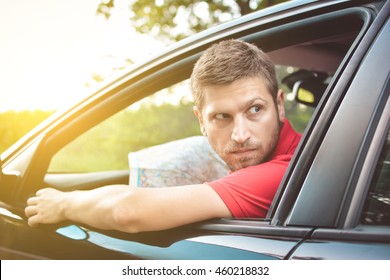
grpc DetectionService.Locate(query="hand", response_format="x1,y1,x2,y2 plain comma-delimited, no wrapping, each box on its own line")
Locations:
25,188,67,226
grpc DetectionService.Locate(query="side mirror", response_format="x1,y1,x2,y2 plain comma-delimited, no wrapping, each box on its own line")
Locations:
0,157,20,202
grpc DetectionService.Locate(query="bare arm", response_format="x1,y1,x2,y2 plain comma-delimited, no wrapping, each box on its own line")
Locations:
25,184,232,233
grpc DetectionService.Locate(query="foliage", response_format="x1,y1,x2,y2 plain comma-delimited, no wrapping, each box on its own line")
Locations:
97,0,287,42
49,101,201,172
0,110,54,153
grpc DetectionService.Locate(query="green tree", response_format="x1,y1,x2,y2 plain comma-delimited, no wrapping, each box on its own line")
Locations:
0,110,54,153
49,101,200,172
97,0,287,42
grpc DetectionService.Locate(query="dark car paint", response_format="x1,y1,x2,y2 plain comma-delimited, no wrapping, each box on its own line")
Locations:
0,208,304,260
0,0,389,260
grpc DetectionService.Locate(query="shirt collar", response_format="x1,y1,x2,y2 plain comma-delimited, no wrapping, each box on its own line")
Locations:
271,118,301,158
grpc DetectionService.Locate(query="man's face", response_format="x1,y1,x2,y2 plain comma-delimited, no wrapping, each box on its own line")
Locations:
194,77,285,172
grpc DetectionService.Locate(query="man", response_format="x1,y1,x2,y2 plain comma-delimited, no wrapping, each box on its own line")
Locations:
25,40,301,233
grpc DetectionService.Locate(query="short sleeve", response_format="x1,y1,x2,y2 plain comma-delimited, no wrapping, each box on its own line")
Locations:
207,154,292,218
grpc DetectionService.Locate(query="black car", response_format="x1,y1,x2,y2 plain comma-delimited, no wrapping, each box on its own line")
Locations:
0,0,389,260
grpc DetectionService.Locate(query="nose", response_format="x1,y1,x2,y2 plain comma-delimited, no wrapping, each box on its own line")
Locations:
231,116,250,144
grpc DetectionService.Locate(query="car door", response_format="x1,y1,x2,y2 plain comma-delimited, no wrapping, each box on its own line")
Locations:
0,0,387,260
287,5,390,259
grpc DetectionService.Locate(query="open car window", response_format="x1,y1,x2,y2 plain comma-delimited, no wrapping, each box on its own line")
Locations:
48,66,315,175
31,7,371,219
48,80,199,173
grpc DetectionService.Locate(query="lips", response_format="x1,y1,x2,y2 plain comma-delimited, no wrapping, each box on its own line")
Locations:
230,149,256,155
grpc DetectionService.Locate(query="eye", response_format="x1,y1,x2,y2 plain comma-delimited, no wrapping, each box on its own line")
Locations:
215,113,230,120
248,106,261,114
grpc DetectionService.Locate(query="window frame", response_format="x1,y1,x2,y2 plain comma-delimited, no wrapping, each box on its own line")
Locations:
285,14,390,229
270,7,374,225
346,82,390,228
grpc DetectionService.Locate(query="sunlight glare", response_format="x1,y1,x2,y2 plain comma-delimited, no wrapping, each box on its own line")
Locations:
0,0,164,112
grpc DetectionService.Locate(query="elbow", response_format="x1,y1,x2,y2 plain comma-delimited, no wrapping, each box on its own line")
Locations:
112,200,142,234
112,190,142,233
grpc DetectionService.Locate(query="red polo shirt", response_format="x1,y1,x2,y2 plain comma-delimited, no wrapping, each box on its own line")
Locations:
207,119,301,218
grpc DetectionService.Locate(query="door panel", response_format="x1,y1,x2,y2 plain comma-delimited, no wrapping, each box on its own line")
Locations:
44,170,129,190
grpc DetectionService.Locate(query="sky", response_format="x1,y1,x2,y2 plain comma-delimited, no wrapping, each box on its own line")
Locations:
0,0,164,111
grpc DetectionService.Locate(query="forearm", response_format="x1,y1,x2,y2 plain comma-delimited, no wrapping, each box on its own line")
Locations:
62,185,131,230
26,183,231,234
25,184,132,230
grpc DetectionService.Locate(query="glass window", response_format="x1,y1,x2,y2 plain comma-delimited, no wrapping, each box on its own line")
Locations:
361,129,390,226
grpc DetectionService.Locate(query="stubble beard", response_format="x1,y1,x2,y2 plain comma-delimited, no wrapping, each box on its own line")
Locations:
221,120,283,172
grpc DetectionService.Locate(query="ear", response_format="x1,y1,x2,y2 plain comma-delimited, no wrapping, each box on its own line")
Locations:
193,106,206,136
276,89,285,122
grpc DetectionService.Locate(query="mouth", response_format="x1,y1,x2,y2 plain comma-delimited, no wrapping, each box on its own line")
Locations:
230,149,256,156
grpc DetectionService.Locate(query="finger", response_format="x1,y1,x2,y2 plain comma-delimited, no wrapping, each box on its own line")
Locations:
25,205,38,218
36,188,50,196
26,196,39,206
27,215,40,227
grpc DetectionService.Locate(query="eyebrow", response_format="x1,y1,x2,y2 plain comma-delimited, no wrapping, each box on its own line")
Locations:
206,96,269,119
241,96,268,110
